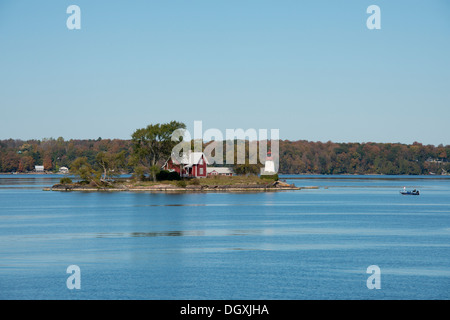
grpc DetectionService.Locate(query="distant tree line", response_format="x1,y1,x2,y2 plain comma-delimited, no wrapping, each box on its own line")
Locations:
0,137,132,174
279,140,450,175
0,136,449,176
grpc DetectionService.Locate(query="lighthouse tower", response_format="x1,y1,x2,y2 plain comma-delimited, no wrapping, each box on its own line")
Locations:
261,150,276,175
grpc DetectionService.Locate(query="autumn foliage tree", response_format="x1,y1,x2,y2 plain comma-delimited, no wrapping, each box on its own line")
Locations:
70,157,101,186
95,151,126,182
130,121,186,181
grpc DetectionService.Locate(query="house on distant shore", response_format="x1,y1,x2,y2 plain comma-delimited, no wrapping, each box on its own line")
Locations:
163,151,209,178
35,165,44,173
207,167,234,176
59,166,69,174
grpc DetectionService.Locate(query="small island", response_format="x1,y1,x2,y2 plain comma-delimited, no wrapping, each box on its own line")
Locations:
47,175,300,193
42,121,300,193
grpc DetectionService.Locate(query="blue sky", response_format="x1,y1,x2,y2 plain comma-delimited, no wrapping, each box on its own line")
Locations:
0,0,449,145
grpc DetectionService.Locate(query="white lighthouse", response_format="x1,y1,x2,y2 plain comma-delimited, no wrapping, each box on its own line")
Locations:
261,151,276,175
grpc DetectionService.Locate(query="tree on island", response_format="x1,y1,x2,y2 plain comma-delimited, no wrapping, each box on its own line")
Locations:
70,157,101,187
230,139,263,175
130,121,186,181
69,151,127,186
233,163,261,175
95,150,126,182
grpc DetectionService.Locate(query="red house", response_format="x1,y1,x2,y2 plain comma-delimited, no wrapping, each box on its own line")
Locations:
162,152,209,178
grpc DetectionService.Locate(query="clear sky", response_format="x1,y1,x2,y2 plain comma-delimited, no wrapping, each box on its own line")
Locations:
1,0,449,145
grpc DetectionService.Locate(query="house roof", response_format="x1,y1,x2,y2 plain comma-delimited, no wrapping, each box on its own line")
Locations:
167,151,209,167
207,167,234,174
180,152,209,166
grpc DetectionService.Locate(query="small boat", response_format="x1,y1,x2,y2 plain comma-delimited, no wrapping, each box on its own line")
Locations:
400,188,420,195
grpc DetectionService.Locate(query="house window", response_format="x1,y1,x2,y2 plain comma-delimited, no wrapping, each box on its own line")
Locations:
199,167,204,175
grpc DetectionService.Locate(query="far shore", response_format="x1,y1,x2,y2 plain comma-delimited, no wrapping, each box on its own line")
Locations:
0,172,66,175
2,172,448,176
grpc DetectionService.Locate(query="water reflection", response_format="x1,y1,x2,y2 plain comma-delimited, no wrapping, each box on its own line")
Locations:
95,229,262,238
93,230,205,239
136,204,208,207
129,230,204,237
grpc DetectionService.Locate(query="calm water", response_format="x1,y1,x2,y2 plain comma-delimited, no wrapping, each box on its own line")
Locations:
0,174,449,300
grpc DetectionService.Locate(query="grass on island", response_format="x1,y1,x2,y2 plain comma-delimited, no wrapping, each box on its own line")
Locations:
55,174,282,190
124,174,278,188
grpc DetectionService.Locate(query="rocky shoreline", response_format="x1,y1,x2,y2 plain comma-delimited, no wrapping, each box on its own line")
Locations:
45,180,301,192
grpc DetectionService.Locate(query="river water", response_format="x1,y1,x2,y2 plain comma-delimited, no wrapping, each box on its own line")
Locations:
0,174,449,299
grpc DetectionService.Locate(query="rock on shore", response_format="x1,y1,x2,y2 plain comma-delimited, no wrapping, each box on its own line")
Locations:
49,180,300,192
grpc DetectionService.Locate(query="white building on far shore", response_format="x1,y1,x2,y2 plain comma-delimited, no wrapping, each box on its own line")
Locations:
35,165,44,172
59,166,69,174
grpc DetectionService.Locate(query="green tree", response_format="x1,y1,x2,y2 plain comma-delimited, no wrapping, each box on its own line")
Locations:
70,157,101,186
95,151,126,182
233,163,261,175
131,121,186,181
